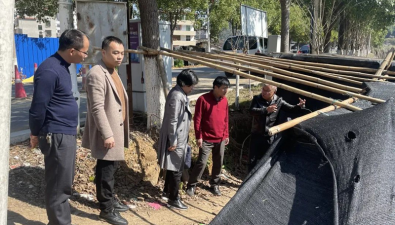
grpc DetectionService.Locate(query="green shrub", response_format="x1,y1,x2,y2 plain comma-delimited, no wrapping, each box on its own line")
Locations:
174,59,184,67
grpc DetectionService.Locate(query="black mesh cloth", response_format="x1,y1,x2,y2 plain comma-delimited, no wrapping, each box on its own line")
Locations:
211,82,395,225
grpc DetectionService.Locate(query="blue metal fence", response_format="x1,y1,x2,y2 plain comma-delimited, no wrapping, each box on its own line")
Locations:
15,34,82,79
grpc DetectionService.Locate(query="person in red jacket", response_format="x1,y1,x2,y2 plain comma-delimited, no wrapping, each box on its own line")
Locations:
186,76,230,197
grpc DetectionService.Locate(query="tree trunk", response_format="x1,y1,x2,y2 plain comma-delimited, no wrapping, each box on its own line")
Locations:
337,11,345,54
323,28,332,53
367,31,371,55
138,0,167,129
311,0,320,54
280,0,290,53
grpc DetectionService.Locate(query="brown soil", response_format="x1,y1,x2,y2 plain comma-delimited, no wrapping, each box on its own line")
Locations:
7,87,261,225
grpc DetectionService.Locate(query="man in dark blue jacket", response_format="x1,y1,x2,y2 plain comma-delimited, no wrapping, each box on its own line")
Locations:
249,83,306,172
29,29,89,225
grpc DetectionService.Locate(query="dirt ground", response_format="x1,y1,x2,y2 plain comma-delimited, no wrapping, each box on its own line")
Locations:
7,87,261,225
7,136,243,225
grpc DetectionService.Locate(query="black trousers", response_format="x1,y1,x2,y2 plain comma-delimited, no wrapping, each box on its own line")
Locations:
95,159,119,213
163,169,183,201
39,133,77,225
188,140,225,187
249,133,272,172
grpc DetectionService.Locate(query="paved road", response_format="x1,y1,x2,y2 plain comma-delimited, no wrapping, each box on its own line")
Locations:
11,67,258,133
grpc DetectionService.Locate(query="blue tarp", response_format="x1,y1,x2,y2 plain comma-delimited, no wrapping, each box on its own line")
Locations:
15,34,82,78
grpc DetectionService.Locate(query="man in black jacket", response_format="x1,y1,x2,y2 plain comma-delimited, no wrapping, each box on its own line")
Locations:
249,83,306,172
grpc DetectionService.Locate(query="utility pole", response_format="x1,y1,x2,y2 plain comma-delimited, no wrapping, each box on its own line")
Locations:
0,0,14,223
58,0,81,133
206,1,211,53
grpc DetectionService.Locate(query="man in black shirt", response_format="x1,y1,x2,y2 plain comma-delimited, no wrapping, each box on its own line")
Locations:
29,29,89,225
249,84,306,172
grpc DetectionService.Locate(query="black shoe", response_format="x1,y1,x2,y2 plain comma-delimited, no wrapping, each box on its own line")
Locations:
167,199,188,210
211,185,222,196
161,191,169,201
99,210,128,225
114,201,129,212
186,186,196,197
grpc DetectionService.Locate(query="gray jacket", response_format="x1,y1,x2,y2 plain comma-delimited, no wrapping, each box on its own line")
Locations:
157,85,191,172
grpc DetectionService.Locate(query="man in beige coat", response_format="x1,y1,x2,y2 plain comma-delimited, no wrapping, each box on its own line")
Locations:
82,36,129,225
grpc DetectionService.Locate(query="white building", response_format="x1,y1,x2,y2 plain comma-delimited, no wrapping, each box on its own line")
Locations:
172,20,197,48
14,16,59,38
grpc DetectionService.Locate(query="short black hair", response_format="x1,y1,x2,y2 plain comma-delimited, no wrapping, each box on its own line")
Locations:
213,76,230,88
58,29,87,51
102,36,123,49
176,69,199,87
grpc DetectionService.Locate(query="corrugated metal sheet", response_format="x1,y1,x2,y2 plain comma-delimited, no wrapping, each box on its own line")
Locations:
76,1,129,65
14,34,82,79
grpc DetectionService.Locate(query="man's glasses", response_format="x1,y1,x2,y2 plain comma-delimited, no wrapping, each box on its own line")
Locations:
74,48,88,56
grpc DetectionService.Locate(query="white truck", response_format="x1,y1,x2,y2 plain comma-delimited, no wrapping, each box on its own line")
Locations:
222,5,268,77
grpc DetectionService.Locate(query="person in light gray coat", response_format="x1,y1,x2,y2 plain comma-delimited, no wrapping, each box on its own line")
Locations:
157,69,198,210
82,36,130,225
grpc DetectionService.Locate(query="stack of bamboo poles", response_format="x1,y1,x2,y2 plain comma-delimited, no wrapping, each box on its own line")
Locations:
131,46,392,136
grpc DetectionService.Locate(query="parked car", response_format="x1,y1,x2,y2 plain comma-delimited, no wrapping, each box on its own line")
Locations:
298,44,310,54
290,44,298,53
222,35,268,77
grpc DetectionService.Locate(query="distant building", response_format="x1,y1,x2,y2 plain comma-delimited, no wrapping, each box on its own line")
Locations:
14,15,60,38
172,20,197,48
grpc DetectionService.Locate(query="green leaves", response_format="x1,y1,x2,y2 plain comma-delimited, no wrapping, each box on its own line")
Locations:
15,0,59,21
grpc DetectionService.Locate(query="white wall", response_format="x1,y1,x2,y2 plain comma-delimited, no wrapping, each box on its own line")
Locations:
130,20,172,112
15,17,58,38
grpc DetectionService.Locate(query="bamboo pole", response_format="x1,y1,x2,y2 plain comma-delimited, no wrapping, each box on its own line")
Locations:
386,70,395,76
179,50,362,87
379,49,395,81
173,48,363,92
169,50,384,104
374,49,394,80
226,51,393,75
213,51,365,84
223,52,395,80
230,54,364,85
332,74,383,82
139,47,362,111
252,51,395,77
93,46,148,55
268,98,357,136
385,50,395,70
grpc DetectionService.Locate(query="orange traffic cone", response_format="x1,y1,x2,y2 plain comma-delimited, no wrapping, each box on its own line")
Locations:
15,65,27,98
34,63,38,74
